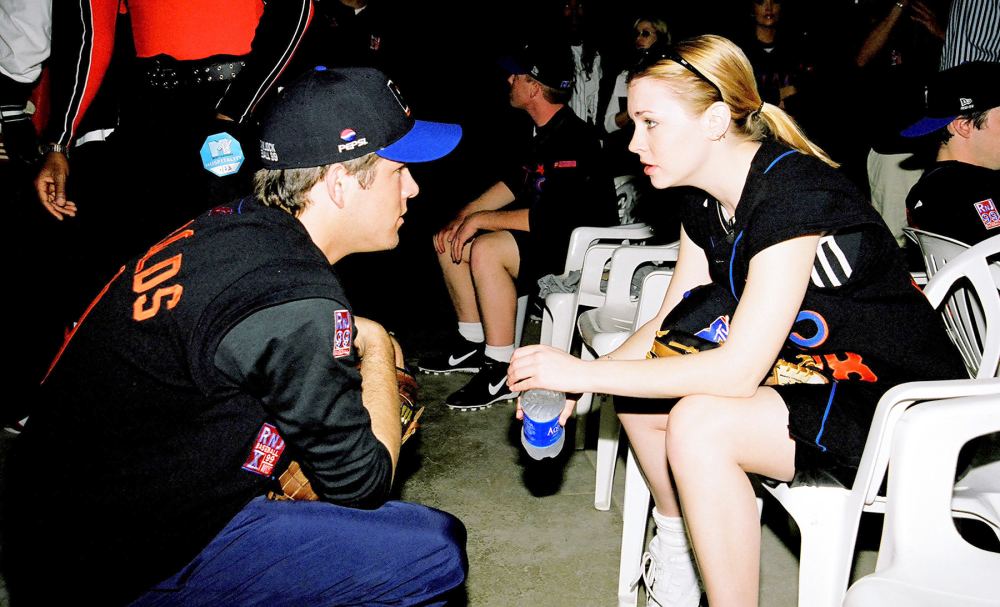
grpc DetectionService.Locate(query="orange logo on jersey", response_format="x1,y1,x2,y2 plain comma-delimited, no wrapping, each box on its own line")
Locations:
811,352,878,382
131,226,194,322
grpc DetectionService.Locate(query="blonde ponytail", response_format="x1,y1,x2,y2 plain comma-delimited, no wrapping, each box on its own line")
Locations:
632,35,838,168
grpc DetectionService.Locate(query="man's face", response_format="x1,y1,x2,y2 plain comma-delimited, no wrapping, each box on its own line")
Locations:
967,107,1000,170
508,73,533,110
348,158,419,251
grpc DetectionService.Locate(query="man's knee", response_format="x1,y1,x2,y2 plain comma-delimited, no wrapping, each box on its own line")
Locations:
470,231,518,275
388,503,468,593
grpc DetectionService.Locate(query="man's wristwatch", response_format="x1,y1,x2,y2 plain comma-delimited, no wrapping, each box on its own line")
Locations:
39,142,69,156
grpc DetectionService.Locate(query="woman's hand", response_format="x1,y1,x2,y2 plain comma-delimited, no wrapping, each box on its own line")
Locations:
508,344,590,394
515,393,579,427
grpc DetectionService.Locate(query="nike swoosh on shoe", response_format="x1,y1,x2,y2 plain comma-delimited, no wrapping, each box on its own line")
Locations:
448,351,476,366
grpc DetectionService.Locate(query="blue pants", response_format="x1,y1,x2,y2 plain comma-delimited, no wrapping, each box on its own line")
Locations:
130,497,467,607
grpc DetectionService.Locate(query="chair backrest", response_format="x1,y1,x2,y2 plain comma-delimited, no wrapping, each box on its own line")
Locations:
919,234,1000,379
613,175,641,225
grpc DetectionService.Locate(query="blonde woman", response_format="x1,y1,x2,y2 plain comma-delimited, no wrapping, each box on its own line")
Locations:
509,34,963,607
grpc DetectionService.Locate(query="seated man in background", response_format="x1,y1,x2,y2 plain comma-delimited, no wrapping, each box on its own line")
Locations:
3,67,467,606
419,41,617,411
901,61,1000,245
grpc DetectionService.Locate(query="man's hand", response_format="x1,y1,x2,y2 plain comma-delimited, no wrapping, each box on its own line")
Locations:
434,211,469,256
449,211,489,263
35,152,77,220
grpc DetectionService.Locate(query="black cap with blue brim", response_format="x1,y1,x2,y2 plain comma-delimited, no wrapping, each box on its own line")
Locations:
257,66,462,169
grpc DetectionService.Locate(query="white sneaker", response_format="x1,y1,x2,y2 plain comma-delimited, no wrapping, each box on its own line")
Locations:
632,536,701,607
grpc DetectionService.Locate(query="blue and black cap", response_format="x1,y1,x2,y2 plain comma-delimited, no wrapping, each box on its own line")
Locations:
257,66,462,169
499,41,575,92
901,61,1000,138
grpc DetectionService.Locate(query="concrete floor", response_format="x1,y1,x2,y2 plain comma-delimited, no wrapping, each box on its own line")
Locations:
0,319,888,606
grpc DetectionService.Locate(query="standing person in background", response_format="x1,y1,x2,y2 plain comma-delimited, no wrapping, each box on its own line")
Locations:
290,0,398,80
508,34,964,607
604,16,670,135
939,0,1000,69
855,0,947,246
34,0,313,259
560,0,603,125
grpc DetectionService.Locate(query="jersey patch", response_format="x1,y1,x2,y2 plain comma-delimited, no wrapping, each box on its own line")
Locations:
973,199,1000,230
333,309,352,358
811,233,858,288
553,160,577,168
694,315,730,343
242,423,286,477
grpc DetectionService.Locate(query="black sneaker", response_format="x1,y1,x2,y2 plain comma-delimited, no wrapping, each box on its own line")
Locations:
418,334,485,374
445,359,518,411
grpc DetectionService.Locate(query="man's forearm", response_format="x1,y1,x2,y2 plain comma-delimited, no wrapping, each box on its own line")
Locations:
357,330,402,478
464,181,516,214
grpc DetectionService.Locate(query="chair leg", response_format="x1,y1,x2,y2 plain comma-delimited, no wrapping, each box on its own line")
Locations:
595,396,621,511
784,489,857,607
618,446,651,607
514,295,528,348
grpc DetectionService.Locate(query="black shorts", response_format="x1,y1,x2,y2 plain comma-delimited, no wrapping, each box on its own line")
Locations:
510,230,567,297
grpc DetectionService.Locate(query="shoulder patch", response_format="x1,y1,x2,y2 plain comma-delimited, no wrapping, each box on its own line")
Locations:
242,423,286,476
973,199,1000,230
552,160,577,168
333,309,352,358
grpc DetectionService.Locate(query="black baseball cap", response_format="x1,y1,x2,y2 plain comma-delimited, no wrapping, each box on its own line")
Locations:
257,66,462,169
499,42,575,92
901,61,1000,138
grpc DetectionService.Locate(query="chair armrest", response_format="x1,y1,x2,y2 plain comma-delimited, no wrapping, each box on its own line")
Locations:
576,244,621,296
633,271,672,327
602,243,680,305
561,223,655,273
855,377,1000,507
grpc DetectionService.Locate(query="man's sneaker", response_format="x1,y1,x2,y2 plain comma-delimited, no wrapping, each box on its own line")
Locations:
445,359,518,411
418,334,485,374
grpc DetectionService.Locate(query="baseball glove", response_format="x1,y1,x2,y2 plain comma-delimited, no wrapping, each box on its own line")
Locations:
267,367,425,501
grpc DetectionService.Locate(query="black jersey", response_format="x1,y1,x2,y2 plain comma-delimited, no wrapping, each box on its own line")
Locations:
500,106,617,285
5,199,390,603
678,141,965,467
906,160,1000,245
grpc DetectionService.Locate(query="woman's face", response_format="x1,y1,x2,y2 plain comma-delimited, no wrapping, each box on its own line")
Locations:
634,21,658,50
627,77,710,190
753,0,782,28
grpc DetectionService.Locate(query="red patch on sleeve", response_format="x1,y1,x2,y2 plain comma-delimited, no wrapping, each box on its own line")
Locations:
333,309,352,358
242,423,286,476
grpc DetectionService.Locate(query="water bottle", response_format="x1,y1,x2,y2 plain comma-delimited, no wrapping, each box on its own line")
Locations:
520,389,566,460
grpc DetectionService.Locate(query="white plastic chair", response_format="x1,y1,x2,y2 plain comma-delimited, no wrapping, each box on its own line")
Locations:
843,393,1000,607
526,223,656,350
575,245,679,508
616,235,1000,607
758,234,1000,607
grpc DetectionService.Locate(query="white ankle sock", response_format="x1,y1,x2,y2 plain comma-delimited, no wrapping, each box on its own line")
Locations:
457,322,484,343
484,344,514,363
644,508,700,607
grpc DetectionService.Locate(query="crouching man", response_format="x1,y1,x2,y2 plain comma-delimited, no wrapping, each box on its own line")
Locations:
2,67,467,606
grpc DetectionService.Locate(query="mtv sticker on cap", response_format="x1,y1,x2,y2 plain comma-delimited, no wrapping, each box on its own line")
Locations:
334,309,352,358
974,199,1000,230
200,132,245,177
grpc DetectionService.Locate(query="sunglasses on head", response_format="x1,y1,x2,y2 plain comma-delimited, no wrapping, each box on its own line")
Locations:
632,46,723,98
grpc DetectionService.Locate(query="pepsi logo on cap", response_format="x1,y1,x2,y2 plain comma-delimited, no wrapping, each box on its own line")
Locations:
340,128,358,142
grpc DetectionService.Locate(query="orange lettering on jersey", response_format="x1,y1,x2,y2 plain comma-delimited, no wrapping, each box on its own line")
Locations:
814,352,878,382
133,254,183,294
135,227,194,274
133,284,184,322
